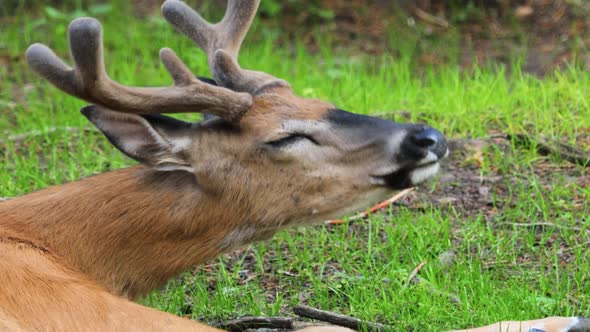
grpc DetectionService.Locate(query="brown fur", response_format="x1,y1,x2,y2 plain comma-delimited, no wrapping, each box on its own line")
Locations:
0,235,222,331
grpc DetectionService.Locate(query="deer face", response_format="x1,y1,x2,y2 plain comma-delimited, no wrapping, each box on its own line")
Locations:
82,87,447,231
226,94,447,224
27,0,447,236
242,108,445,224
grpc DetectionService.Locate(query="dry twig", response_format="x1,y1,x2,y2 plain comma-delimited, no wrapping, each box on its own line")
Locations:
509,133,590,167
326,188,415,225
217,316,293,332
293,304,391,332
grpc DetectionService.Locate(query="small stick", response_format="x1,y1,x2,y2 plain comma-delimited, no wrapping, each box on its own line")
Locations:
217,316,293,332
406,260,427,285
293,304,392,332
509,133,590,167
326,188,415,225
364,188,415,215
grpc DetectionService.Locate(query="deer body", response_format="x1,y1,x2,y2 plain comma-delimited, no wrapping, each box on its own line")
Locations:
0,237,220,331
2,0,586,331
1,167,222,299
0,168,222,331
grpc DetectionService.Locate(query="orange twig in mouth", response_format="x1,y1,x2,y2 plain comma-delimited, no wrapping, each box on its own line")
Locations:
326,187,415,225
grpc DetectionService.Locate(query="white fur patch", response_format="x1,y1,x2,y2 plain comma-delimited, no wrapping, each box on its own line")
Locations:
417,151,439,166
410,163,440,184
526,316,582,332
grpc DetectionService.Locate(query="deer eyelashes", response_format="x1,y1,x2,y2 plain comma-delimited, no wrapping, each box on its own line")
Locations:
265,133,320,149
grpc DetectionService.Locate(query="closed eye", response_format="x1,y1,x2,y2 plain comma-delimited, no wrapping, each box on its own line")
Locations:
265,133,319,148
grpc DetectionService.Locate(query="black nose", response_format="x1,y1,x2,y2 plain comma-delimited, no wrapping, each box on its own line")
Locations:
407,126,448,159
411,127,440,147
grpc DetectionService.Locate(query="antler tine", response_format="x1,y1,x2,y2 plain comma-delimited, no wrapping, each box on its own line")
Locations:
26,17,252,121
162,0,290,94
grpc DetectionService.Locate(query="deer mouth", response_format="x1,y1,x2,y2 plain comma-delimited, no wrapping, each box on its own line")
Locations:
373,161,441,190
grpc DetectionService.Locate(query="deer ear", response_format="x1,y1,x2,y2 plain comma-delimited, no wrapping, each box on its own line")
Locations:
81,105,194,172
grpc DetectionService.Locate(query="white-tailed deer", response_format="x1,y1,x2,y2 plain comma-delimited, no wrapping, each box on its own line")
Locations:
0,0,586,331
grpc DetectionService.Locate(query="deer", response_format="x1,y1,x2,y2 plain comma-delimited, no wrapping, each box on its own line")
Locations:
0,0,586,331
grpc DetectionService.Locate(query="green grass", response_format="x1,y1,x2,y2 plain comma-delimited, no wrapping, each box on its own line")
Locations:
1,2,589,331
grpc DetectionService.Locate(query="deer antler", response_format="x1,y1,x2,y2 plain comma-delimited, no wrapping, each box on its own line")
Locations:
26,17,252,121
161,0,291,94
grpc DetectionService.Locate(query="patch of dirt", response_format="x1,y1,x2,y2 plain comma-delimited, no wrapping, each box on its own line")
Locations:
421,136,587,219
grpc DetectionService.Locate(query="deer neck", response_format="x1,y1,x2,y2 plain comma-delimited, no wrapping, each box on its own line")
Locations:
0,166,267,299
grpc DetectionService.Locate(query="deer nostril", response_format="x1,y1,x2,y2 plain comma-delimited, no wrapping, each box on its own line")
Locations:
410,127,439,148
400,126,448,160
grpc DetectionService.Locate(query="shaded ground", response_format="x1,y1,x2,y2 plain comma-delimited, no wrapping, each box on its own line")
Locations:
3,1,590,75
404,0,590,74
126,0,590,75
311,0,590,75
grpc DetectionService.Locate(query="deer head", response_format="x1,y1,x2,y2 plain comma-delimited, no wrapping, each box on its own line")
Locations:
25,0,447,248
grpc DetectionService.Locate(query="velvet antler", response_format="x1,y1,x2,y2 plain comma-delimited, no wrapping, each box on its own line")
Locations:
161,0,291,94
26,17,252,121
